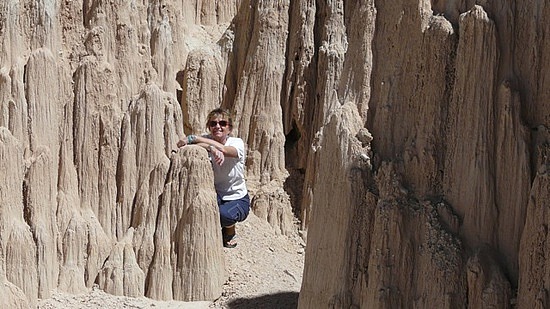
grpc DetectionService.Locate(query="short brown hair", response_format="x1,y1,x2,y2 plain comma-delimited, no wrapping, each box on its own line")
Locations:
206,108,233,129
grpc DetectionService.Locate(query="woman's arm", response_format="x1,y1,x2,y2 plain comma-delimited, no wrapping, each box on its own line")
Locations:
178,135,238,158
195,136,238,157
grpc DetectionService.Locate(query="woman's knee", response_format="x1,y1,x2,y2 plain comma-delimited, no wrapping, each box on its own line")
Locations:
219,197,249,226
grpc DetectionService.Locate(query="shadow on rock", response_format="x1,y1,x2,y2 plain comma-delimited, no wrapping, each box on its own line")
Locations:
226,292,299,309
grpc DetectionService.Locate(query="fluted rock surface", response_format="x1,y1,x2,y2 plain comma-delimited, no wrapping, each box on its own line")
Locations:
297,1,547,308
146,146,225,301
1,1,231,305
1,0,550,308
0,128,38,306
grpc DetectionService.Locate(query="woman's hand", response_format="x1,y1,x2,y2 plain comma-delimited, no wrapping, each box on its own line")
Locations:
210,146,225,165
176,139,187,148
177,135,197,148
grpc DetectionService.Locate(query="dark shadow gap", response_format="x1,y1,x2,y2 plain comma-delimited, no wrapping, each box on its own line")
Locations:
225,291,299,309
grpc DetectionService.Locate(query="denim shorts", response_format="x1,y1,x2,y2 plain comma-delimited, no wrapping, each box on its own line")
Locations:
217,194,250,227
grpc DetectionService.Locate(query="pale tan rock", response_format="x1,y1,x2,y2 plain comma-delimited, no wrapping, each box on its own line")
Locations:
55,133,114,295
26,48,61,161
223,0,295,234
57,137,120,296
1,0,232,306
57,136,107,295
298,103,368,308
367,1,455,200
181,48,225,135
0,128,38,306
282,0,317,224
147,146,225,301
0,279,30,309
178,0,297,235
73,54,120,239
0,68,11,129
118,84,183,278
294,0,350,234
181,0,241,26
251,186,295,236
24,146,59,299
23,49,63,300
1,59,29,148
98,228,145,297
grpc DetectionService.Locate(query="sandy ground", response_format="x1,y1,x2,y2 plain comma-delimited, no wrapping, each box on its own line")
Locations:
38,213,305,309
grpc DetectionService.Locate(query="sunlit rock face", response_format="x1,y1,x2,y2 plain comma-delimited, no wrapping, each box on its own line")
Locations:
297,1,547,308
0,0,549,308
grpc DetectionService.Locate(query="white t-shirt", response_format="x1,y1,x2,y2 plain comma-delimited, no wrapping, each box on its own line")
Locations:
210,136,248,201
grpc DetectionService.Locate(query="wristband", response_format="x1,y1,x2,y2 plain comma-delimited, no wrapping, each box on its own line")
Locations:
187,135,196,144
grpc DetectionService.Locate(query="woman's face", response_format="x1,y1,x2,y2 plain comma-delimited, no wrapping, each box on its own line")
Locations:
208,115,231,143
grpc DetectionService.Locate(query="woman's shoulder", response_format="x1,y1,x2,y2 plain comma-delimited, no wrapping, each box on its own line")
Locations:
227,136,245,147
227,136,243,142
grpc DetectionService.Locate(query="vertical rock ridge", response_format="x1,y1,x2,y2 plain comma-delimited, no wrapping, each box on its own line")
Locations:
24,146,59,299
494,82,530,282
518,138,550,307
443,5,498,248
298,0,347,235
147,146,225,301
98,228,144,297
73,55,119,238
299,103,366,308
0,128,38,306
181,48,225,135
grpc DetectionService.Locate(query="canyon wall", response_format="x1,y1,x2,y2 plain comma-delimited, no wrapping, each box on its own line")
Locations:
298,1,549,308
1,0,549,308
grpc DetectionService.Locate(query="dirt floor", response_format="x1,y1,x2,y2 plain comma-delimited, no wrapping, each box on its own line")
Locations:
38,212,305,309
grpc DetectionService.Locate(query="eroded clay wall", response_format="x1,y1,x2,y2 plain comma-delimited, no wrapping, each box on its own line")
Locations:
1,0,549,308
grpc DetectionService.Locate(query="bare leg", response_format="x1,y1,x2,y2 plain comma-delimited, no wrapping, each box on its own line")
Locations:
223,225,237,248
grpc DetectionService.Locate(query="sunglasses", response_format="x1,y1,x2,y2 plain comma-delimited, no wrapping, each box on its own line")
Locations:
208,120,229,127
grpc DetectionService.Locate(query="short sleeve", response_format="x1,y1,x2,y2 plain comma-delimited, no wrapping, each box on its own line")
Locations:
229,137,245,161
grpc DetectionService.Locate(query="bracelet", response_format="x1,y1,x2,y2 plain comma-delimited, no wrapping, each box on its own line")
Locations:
208,145,214,152
187,135,196,144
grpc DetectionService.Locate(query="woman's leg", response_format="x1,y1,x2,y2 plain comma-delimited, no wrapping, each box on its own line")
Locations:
218,194,250,227
218,194,250,248
222,225,237,248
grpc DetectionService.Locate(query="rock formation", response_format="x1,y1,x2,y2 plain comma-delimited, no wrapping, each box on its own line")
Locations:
0,0,549,308
299,1,547,308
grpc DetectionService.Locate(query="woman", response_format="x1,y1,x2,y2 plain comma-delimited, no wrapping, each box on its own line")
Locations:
177,108,249,248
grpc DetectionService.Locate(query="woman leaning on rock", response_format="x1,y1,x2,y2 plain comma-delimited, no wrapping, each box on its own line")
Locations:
177,108,249,248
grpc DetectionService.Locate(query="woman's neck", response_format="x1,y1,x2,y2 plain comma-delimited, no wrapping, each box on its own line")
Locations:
215,135,228,144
